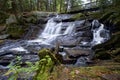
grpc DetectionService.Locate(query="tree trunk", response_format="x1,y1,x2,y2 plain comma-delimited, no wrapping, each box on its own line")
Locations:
18,0,23,12
60,0,63,12
53,0,57,11
37,0,40,10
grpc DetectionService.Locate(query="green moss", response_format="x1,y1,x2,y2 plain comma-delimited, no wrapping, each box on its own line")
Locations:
6,23,25,39
0,11,9,24
95,51,111,60
34,49,58,80
89,12,102,19
100,11,114,22
18,14,37,25
114,55,120,62
112,48,120,56
71,13,85,20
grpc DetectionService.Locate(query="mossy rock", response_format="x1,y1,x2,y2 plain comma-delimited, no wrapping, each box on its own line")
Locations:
38,49,60,64
93,32,120,60
99,11,115,23
18,13,37,24
34,49,58,80
94,50,111,60
6,23,25,39
113,18,120,32
111,48,120,56
0,11,9,24
71,13,85,20
114,55,120,62
89,12,102,19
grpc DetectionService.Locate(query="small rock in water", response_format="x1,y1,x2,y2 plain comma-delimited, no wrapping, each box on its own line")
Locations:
74,57,88,66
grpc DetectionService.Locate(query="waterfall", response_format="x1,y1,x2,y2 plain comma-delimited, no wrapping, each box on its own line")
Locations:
91,20,110,46
41,19,62,35
28,15,76,44
64,23,75,34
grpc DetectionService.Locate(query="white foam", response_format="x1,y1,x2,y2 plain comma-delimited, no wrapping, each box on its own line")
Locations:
10,46,28,52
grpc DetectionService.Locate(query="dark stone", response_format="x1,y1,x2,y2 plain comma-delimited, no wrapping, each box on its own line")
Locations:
36,18,47,24
0,52,13,57
94,51,111,60
61,18,76,22
81,31,93,37
64,48,92,58
92,20,100,29
48,14,56,17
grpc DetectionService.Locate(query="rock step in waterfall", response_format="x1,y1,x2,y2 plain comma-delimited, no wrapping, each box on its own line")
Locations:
0,14,110,68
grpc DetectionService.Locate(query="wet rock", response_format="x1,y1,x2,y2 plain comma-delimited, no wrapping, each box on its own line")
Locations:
0,52,13,57
58,35,81,46
48,13,56,17
0,65,9,70
81,31,93,37
74,57,88,66
0,76,8,80
21,55,39,62
36,18,47,24
80,37,92,42
61,18,76,22
0,34,9,40
92,20,100,29
76,26,91,31
64,48,92,57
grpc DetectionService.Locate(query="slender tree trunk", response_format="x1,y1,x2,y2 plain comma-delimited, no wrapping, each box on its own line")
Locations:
30,0,33,11
37,0,40,10
18,0,23,12
65,0,69,13
60,0,63,12
53,0,57,11
45,0,48,11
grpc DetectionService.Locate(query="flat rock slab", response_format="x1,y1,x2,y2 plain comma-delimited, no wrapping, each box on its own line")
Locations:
64,48,92,57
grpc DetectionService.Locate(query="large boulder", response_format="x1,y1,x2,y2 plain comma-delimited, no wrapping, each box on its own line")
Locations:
6,15,17,24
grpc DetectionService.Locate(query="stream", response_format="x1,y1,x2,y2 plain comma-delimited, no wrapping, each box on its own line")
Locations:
0,14,110,69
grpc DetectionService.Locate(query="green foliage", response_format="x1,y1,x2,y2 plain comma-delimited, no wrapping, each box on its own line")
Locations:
34,49,60,80
5,49,60,80
34,55,54,80
0,11,9,24
5,56,39,80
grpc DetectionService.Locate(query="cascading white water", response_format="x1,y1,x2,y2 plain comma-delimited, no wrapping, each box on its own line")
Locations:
92,24,105,44
28,15,76,45
41,19,62,35
91,20,110,46
64,23,75,34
